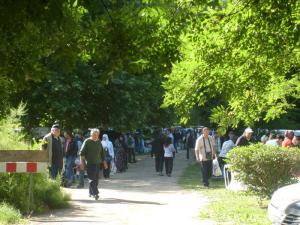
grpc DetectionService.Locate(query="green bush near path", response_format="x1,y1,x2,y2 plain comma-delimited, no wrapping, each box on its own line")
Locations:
227,144,300,199
0,202,26,225
0,104,70,224
179,163,271,225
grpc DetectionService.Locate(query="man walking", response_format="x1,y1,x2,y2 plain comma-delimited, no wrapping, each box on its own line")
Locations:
80,129,107,200
151,130,165,176
195,127,216,188
41,124,64,179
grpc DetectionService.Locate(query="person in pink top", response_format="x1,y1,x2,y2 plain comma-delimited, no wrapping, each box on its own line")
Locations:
282,130,294,148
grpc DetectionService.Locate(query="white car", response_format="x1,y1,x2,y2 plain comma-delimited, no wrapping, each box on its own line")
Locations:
268,183,300,225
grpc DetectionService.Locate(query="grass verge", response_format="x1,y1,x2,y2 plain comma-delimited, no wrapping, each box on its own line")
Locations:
178,163,271,225
0,202,26,225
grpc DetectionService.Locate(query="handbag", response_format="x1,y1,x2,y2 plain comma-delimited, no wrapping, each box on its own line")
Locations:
203,137,213,160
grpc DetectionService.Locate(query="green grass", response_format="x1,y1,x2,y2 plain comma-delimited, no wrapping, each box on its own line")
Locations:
178,163,271,225
0,202,27,225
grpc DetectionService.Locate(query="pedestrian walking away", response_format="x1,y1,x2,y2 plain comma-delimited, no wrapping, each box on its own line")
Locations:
186,130,195,160
151,129,165,176
80,128,108,200
163,137,176,177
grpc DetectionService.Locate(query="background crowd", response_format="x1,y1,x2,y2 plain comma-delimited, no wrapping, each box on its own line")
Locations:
41,123,300,191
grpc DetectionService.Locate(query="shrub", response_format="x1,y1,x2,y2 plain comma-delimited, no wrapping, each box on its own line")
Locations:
0,202,24,225
227,144,300,199
0,104,70,215
0,103,30,150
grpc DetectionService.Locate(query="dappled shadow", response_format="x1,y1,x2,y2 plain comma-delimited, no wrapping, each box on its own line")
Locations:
73,197,165,205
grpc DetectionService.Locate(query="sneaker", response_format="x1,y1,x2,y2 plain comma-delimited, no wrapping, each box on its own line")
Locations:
94,195,99,200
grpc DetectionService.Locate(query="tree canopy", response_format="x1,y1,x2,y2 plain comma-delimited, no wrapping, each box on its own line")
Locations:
0,0,299,132
163,0,300,133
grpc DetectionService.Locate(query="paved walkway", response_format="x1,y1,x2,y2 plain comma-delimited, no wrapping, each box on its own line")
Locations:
30,151,214,225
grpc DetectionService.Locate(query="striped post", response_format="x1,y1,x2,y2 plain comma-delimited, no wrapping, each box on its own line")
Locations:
0,150,49,214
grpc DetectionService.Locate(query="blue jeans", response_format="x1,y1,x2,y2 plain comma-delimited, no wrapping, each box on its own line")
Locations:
66,156,75,184
49,164,62,179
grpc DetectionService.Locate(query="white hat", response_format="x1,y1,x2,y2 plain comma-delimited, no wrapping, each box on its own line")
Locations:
245,128,253,133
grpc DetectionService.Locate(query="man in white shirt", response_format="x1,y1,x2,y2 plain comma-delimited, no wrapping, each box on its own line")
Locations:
195,127,216,187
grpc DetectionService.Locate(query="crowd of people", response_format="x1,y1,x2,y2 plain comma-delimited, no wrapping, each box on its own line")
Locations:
41,123,144,199
182,127,300,188
41,123,300,199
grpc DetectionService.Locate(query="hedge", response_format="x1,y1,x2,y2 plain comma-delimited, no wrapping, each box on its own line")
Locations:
227,144,300,199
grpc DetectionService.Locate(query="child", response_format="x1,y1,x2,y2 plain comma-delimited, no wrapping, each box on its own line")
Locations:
163,137,176,177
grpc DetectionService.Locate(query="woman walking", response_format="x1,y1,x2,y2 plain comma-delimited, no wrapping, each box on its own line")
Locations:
163,137,176,177
101,134,114,179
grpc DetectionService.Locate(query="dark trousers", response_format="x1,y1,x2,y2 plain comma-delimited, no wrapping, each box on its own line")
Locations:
79,170,84,187
186,147,194,160
49,164,62,179
200,160,213,187
165,157,173,175
186,147,190,159
87,164,100,196
155,154,164,173
128,147,136,163
103,161,111,178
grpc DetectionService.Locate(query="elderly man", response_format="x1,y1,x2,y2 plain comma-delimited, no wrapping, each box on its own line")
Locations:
236,128,254,146
195,127,216,188
41,124,64,179
80,129,107,200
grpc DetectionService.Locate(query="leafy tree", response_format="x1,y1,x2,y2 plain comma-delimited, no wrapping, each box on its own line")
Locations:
163,0,300,134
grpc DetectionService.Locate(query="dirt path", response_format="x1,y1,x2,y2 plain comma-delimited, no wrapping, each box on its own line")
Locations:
30,151,214,225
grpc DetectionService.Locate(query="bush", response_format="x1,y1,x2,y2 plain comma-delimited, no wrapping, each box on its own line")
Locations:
0,203,24,225
0,103,30,150
227,144,300,199
0,104,70,215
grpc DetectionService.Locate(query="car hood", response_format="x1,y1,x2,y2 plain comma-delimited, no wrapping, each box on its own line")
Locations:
270,183,300,210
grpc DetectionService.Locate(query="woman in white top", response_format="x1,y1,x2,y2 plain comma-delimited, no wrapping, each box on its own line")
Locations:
164,137,176,177
101,134,115,178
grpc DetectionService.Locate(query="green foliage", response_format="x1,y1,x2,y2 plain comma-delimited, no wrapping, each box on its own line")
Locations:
0,173,70,213
163,0,300,131
0,105,70,214
227,144,300,199
0,103,30,150
33,174,70,211
2,1,179,129
179,163,271,225
0,202,24,225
